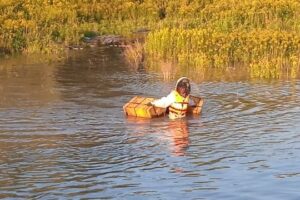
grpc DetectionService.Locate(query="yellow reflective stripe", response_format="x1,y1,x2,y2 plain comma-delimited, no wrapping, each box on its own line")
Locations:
169,106,187,112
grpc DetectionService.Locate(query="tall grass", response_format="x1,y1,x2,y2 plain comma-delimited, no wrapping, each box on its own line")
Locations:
123,41,144,69
0,0,160,55
145,28,300,78
1,0,300,78
144,0,300,78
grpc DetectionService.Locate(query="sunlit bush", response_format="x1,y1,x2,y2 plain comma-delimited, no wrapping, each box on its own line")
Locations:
145,28,300,78
1,0,300,78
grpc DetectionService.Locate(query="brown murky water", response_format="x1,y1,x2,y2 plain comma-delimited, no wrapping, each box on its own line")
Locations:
0,47,300,199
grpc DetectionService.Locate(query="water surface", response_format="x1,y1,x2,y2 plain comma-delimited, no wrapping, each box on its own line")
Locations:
0,47,300,199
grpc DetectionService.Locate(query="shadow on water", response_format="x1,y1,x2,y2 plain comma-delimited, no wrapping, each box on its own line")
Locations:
0,57,59,108
54,46,160,108
55,47,126,101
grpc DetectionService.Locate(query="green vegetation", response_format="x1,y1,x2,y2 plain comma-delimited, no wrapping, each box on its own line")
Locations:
145,28,300,78
1,0,300,78
144,0,300,78
0,0,164,55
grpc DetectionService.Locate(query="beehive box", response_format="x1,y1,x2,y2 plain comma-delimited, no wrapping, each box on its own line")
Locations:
187,95,204,115
123,96,166,118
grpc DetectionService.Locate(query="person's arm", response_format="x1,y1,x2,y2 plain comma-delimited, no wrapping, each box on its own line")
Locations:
188,97,196,106
152,92,175,108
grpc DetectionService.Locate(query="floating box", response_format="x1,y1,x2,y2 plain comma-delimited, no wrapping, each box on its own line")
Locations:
123,95,204,118
123,96,165,118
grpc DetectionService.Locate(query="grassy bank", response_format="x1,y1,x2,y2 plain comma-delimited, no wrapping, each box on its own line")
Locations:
144,0,300,78
0,0,164,55
145,28,300,78
1,0,300,78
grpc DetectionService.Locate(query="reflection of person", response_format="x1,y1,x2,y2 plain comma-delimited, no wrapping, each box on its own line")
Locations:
168,120,189,156
151,77,195,119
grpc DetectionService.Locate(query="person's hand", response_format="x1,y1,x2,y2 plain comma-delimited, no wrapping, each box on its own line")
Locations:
146,102,153,106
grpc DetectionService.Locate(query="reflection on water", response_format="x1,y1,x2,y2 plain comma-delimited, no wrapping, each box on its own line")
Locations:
167,120,190,156
146,60,250,82
0,61,58,107
1,47,300,199
126,117,190,157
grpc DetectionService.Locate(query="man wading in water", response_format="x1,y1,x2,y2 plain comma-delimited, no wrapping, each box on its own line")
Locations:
150,77,195,120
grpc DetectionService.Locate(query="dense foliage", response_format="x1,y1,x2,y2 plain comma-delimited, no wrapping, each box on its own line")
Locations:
1,0,300,77
0,0,169,54
144,0,300,78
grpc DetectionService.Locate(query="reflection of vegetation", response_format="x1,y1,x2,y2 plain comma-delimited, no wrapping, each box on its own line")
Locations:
145,59,251,82
123,41,144,69
1,0,300,78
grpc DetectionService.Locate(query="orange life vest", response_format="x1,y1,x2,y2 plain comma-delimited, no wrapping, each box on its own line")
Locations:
169,90,189,119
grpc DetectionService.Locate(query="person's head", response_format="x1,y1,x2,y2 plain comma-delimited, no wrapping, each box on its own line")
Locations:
175,77,191,98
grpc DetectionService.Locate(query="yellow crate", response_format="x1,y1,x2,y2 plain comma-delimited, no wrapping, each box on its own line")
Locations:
123,95,204,118
123,96,165,118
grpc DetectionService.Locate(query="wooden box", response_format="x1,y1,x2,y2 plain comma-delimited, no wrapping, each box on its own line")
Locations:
123,96,165,118
187,95,204,115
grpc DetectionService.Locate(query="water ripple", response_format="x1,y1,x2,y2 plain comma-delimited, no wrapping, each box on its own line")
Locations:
1,49,300,199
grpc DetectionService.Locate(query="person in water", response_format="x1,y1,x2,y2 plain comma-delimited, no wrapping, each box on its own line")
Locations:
151,77,194,119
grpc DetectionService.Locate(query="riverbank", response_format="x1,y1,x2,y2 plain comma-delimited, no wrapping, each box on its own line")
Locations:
0,1,156,55
1,0,300,78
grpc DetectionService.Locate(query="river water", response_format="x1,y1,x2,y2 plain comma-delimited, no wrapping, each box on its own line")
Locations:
0,46,300,199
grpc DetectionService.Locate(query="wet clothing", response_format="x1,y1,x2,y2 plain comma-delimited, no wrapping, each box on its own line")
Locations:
169,90,190,119
152,77,193,119
152,90,194,119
